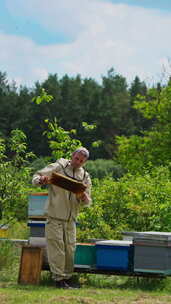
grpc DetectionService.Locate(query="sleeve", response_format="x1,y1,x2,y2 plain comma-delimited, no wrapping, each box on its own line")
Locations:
85,172,92,193
32,161,62,186
79,171,92,206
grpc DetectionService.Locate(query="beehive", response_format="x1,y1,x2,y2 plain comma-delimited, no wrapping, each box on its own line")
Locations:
27,220,46,237
95,240,133,271
123,231,171,275
28,193,48,218
0,225,8,238
74,243,96,268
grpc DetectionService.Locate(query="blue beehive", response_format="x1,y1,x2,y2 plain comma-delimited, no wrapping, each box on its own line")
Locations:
28,193,48,217
95,240,133,271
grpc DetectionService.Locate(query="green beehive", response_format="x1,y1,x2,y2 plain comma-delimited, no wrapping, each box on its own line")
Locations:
74,243,96,268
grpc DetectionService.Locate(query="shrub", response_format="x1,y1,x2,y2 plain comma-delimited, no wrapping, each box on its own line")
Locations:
77,166,171,241
0,129,35,222
85,159,125,180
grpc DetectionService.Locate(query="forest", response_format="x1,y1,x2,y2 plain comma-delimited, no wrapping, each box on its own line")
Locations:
0,68,151,159
0,67,171,241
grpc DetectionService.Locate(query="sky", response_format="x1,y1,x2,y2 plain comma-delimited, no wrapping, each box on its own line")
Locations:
0,0,171,88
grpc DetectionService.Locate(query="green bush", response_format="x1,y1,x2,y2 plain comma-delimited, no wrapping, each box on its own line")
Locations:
85,159,125,180
7,221,29,240
0,129,35,222
30,156,51,172
77,166,171,241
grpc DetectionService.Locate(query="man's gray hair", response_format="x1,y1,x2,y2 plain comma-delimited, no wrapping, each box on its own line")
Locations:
74,147,89,159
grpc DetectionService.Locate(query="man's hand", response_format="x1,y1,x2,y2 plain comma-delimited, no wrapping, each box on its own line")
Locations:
39,175,49,185
77,191,90,203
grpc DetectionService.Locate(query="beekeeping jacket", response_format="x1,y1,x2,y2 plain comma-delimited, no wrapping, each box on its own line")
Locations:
32,158,92,221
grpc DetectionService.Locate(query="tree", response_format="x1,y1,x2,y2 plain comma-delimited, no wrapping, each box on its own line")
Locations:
59,74,83,130
117,81,171,174
96,68,133,158
77,78,102,159
0,72,18,136
129,76,151,134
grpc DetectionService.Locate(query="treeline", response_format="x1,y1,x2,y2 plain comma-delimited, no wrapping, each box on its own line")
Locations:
0,68,155,159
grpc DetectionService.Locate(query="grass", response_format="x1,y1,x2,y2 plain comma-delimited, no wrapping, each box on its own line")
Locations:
1,261,171,304
1,223,171,303
1,277,171,304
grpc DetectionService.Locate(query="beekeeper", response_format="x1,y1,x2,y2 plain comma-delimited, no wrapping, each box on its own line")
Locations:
32,147,92,288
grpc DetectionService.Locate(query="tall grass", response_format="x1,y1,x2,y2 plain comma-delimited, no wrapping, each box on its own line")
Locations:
0,240,15,270
0,221,29,283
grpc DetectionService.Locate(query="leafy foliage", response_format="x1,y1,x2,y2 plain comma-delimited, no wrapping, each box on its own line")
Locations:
0,130,35,222
117,82,171,174
32,88,53,104
44,118,82,160
77,166,171,241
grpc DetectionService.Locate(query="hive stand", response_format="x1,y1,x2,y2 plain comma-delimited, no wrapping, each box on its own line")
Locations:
18,246,43,285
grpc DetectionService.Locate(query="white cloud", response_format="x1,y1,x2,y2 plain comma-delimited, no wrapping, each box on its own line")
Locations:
0,32,47,87
1,0,171,86
6,0,92,39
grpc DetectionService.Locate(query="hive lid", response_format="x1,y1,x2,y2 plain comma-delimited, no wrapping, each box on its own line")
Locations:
0,225,8,229
28,220,47,224
29,237,47,247
28,192,48,196
122,231,171,241
76,243,95,246
95,240,132,246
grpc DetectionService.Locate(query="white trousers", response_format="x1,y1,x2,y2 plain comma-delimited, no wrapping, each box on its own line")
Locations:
45,217,76,281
